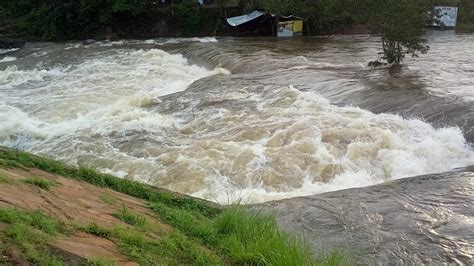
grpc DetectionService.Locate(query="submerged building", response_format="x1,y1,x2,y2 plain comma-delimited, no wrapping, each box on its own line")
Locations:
226,11,304,37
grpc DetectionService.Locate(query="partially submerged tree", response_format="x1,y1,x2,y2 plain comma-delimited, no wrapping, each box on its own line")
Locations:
368,0,431,67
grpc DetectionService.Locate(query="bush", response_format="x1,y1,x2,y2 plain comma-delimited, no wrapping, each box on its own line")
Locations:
176,0,204,36
25,6,58,40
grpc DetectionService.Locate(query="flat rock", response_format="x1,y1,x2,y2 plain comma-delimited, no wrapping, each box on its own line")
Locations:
256,166,474,264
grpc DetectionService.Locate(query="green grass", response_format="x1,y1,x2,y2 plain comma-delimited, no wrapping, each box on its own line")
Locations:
0,148,347,265
214,207,314,265
0,208,65,265
0,173,9,183
0,148,219,216
150,203,330,265
99,192,117,205
150,202,217,245
80,222,112,238
85,257,118,266
80,223,222,265
22,177,57,190
112,206,147,228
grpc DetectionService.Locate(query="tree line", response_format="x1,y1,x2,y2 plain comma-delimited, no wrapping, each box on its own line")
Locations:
1,0,473,65
0,0,229,40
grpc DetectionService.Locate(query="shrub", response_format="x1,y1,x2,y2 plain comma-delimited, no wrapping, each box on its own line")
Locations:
22,177,58,190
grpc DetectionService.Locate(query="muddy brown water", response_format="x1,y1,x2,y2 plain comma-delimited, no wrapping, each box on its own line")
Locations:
1,31,473,263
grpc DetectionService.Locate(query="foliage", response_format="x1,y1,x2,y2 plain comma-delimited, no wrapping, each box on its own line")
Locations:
24,6,58,41
150,202,339,265
22,177,58,190
0,7,10,25
457,0,474,32
85,257,118,266
242,0,370,33
80,223,221,265
112,206,147,227
368,0,431,66
0,208,65,265
175,0,204,36
150,202,217,245
14,0,143,40
0,173,8,183
80,222,112,238
214,206,317,265
1,0,32,17
100,192,117,204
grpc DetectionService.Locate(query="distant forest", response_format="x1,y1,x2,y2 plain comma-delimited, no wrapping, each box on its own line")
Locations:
0,0,473,40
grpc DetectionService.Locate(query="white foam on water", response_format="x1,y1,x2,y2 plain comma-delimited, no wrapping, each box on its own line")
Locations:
143,37,218,45
0,65,66,88
0,48,228,143
0,48,19,54
0,56,17,63
188,86,474,203
1,44,472,204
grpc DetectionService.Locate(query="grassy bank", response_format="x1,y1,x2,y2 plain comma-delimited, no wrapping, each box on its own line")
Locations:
0,148,345,265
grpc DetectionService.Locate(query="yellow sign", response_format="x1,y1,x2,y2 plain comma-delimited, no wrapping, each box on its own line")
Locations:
277,20,303,37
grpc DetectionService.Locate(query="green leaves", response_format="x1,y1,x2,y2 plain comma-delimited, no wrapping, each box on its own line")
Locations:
369,0,431,65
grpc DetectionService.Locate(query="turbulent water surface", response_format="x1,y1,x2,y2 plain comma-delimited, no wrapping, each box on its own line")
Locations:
0,33,473,205
1,32,473,263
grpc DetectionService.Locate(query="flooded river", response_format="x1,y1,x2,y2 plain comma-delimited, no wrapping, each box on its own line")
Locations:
1,31,473,263
1,32,472,203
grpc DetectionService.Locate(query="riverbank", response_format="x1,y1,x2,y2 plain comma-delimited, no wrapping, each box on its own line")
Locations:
2,0,473,41
0,147,343,265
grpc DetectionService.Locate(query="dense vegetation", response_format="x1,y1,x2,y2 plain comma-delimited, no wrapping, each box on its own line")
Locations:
243,0,474,34
0,148,346,265
0,0,231,40
1,0,473,40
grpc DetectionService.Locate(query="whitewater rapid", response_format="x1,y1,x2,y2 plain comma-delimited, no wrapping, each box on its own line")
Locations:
0,37,473,203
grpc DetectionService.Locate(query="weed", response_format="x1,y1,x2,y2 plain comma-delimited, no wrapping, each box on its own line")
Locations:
22,177,57,190
80,222,112,238
100,192,117,205
214,206,316,265
112,206,147,227
85,257,117,266
0,208,61,234
149,202,216,245
0,173,8,183
0,207,65,265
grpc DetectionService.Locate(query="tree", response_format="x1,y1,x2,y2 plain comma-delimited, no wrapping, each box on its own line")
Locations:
368,0,431,66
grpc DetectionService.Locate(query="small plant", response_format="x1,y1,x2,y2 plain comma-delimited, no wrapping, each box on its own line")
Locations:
85,257,117,266
22,177,57,190
112,206,147,227
0,173,9,183
149,202,216,245
100,192,117,205
80,222,111,238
